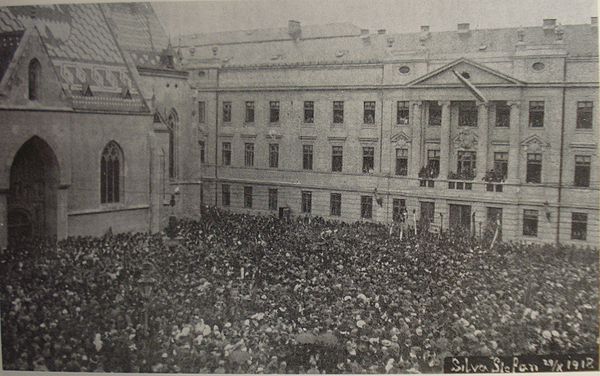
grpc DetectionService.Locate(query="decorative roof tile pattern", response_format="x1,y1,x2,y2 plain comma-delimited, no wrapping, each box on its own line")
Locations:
0,31,23,81
103,2,170,68
0,4,146,112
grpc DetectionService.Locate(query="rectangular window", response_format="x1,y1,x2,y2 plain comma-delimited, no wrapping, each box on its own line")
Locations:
364,101,376,124
397,101,410,125
576,101,593,129
333,101,344,123
199,140,205,164
244,186,253,208
330,193,341,216
427,150,441,177
362,146,375,173
269,143,279,168
361,196,373,219
302,144,313,170
221,184,230,206
393,198,406,222
270,101,280,123
571,212,588,240
458,101,478,127
495,101,510,127
268,188,278,211
523,209,538,237
574,155,591,187
223,101,232,123
494,152,509,179
529,101,544,127
304,101,314,123
331,146,343,172
457,151,476,175
395,148,408,176
428,101,442,126
420,202,435,227
244,143,254,167
198,101,206,124
245,101,255,123
526,153,542,183
301,191,312,213
222,142,231,166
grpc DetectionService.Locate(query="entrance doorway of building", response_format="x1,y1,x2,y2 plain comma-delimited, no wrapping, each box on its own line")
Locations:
449,204,471,233
7,137,59,244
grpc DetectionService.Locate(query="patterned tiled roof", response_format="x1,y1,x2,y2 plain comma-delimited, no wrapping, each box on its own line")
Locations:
102,2,170,68
181,23,598,68
0,4,146,112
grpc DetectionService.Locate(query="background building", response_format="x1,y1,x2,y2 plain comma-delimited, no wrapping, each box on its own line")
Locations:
180,17,599,247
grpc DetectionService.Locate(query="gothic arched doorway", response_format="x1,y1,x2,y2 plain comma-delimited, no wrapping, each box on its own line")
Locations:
7,137,59,244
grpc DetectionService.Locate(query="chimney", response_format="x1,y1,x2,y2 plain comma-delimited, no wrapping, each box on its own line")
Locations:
419,25,431,43
543,18,556,35
288,20,302,40
458,23,470,35
377,29,386,35
360,29,370,44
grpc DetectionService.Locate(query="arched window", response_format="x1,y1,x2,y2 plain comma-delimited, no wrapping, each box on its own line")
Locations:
28,59,41,101
167,109,178,178
100,141,123,204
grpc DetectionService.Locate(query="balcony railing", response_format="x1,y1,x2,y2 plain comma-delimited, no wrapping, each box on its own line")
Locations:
483,169,506,192
418,166,438,188
448,169,475,181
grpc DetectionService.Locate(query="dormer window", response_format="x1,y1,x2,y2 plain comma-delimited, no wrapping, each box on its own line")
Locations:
28,58,41,101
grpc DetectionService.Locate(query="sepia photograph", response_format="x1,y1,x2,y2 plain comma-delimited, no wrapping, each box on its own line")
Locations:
0,0,598,373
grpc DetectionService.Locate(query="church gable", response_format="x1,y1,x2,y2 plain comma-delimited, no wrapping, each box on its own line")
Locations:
0,27,70,109
408,58,523,87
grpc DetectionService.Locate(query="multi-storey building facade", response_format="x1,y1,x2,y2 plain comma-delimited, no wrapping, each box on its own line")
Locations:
182,18,599,247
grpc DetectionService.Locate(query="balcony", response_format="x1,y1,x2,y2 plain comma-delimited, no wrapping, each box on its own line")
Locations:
418,166,438,187
483,169,506,192
447,169,475,190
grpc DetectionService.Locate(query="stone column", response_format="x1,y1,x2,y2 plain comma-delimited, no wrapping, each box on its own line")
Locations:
439,101,452,179
410,101,423,178
476,102,489,179
0,190,6,249
507,101,521,183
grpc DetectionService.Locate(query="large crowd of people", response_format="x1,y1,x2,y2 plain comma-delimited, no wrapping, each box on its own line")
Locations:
1,207,598,373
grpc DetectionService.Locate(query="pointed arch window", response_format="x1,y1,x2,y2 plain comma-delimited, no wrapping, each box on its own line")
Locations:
28,58,41,101
167,110,178,178
101,141,123,204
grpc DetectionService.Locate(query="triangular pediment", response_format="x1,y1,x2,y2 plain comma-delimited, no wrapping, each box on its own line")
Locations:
390,131,411,144
408,58,523,87
521,134,550,151
0,27,70,108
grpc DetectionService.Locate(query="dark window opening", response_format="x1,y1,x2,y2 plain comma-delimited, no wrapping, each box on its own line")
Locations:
576,101,593,129
333,101,344,123
364,101,376,124
303,144,313,170
361,196,373,219
302,191,312,213
523,209,538,237
362,146,375,173
571,212,588,240
397,101,410,125
330,193,341,216
495,101,510,127
245,101,255,123
428,101,442,126
574,155,591,187
526,153,542,183
100,141,122,204
332,146,343,172
395,148,408,176
270,101,280,123
529,101,544,127
222,142,231,166
304,101,314,123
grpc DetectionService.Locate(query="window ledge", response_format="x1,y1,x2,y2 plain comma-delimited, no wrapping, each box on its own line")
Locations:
302,123,315,127
362,123,376,127
395,123,410,127
269,123,281,127
331,123,344,127
574,128,593,133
